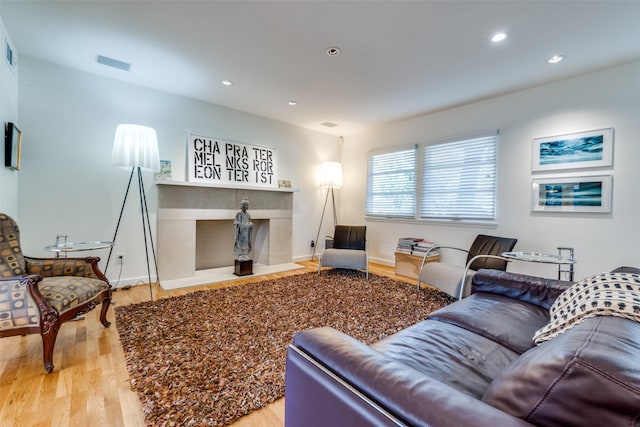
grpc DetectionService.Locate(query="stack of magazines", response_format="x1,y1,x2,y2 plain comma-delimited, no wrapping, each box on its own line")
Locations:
396,237,438,255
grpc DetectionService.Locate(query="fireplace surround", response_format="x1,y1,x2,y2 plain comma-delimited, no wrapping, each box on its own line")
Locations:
156,181,294,288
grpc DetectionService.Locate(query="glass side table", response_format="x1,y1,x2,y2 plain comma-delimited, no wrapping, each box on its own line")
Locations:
44,241,113,257
502,247,576,281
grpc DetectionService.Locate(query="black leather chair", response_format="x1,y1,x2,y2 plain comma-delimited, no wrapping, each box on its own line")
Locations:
318,225,368,279
417,234,517,299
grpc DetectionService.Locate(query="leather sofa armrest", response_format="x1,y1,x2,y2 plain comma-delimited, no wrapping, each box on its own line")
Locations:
471,269,572,310
288,327,533,427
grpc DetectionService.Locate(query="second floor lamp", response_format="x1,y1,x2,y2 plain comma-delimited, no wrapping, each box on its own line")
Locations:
312,161,343,260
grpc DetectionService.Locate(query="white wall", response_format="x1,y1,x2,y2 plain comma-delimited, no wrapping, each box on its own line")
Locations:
341,60,640,280
16,57,339,285
14,54,640,284
0,14,19,217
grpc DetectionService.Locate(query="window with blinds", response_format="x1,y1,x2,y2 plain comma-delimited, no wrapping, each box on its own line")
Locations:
365,146,417,218
420,133,497,220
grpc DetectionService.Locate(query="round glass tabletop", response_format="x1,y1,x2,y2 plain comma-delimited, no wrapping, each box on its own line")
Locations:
501,251,576,265
44,241,113,252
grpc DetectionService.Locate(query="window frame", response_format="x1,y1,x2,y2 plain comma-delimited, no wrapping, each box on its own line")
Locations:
365,131,499,225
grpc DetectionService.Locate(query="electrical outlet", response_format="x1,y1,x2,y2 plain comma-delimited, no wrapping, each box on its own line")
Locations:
117,253,125,264
310,240,315,248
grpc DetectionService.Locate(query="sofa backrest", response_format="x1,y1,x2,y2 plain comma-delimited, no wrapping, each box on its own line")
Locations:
471,269,572,310
481,316,640,426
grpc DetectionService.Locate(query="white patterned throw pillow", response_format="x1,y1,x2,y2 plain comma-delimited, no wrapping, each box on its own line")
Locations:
533,272,640,344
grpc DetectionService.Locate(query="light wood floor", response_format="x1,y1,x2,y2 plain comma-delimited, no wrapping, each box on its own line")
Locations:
0,261,412,427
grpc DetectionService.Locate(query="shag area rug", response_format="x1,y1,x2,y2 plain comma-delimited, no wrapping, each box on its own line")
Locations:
115,269,454,426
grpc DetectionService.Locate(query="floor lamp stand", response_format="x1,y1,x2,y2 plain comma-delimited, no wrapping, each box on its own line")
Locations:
311,184,337,260
106,167,159,300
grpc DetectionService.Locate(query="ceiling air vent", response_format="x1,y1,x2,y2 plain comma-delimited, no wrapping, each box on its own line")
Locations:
321,122,339,128
96,54,131,71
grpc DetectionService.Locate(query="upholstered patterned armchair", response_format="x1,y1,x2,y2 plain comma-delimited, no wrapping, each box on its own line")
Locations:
0,213,112,373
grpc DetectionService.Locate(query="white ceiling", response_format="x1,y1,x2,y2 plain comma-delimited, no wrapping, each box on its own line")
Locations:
3,1,640,136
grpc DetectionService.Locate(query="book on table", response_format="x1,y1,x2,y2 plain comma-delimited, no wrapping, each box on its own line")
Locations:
396,237,437,256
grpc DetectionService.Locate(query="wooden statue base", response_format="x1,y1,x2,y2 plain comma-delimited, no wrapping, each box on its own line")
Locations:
234,259,253,276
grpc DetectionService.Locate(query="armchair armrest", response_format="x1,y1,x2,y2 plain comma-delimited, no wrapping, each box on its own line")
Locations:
420,245,468,269
24,256,108,282
21,274,59,324
288,327,533,427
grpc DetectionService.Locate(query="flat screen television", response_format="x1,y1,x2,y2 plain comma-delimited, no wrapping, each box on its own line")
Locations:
4,122,21,170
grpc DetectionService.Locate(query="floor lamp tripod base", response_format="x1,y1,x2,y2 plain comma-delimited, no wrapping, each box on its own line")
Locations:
106,166,160,300
312,185,337,260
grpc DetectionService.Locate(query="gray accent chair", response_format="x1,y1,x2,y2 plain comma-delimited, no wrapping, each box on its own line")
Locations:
318,225,368,279
417,234,517,299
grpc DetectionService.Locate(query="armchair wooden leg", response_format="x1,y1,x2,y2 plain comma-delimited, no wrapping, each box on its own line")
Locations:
40,317,61,374
99,297,112,328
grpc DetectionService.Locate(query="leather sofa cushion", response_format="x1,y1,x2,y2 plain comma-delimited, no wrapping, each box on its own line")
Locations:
429,292,550,354
482,316,640,427
372,319,519,398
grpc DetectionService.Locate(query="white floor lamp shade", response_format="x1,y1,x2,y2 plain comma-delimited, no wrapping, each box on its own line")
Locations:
319,161,343,189
112,124,160,172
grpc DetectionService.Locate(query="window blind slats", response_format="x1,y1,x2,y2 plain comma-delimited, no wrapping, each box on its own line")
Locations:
421,134,497,220
366,148,416,217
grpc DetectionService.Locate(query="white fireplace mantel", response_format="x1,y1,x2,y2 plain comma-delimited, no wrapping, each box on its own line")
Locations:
155,179,298,193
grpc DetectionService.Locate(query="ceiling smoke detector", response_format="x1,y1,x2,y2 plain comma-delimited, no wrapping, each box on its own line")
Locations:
321,122,339,128
326,47,342,57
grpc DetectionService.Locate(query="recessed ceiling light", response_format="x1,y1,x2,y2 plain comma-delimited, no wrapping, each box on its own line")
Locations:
491,33,507,42
222,79,233,86
548,55,564,64
288,101,297,106
326,47,341,57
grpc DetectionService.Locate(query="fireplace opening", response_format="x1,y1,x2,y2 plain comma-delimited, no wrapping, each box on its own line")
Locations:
195,219,269,271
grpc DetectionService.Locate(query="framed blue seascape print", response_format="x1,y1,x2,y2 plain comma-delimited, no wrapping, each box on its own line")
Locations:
531,174,612,213
531,128,613,172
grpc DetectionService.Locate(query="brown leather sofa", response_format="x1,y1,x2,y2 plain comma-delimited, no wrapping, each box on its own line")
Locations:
285,269,640,426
